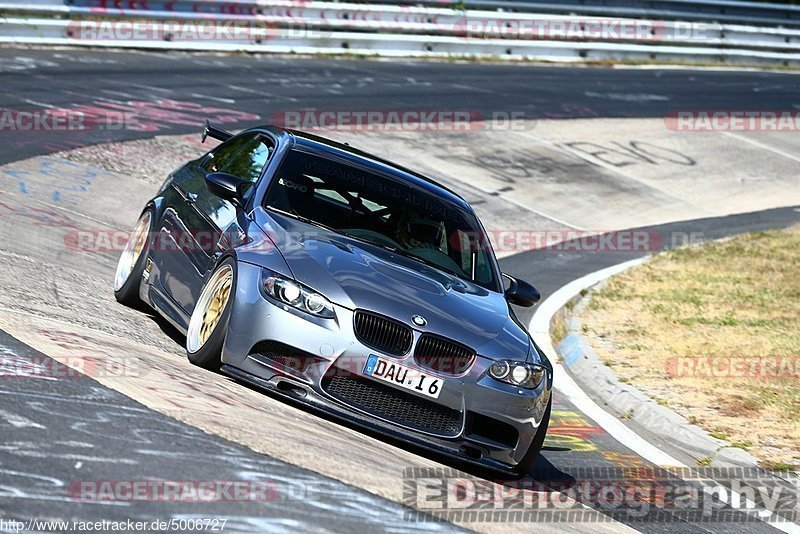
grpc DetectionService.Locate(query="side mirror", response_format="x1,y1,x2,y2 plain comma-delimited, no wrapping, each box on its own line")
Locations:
502,273,541,307
205,172,245,207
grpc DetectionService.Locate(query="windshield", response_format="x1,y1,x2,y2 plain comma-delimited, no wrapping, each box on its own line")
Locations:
263,148,500,291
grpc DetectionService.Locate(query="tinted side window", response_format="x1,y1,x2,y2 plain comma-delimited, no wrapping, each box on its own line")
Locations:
222,136,272,185
203,136,248,174
204,134,273,187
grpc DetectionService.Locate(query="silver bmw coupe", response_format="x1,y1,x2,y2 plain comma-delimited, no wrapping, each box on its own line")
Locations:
113,122,552,476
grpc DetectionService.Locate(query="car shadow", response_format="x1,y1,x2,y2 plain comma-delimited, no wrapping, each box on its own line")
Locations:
541,445,570,452
144,310,186,347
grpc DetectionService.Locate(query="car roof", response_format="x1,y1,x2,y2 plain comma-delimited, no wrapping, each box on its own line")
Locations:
266,127,473,212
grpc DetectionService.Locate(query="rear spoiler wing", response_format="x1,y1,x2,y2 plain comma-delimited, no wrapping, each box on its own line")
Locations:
201,120,232,143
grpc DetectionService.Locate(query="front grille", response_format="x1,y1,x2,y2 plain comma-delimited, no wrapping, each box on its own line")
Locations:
249,340,322,373
323,373,462,436
353,310,413,356
414,334,476,375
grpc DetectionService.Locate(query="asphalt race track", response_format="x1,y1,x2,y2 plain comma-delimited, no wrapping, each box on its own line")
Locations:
0,330,459,532
1,47,799,533
1,49,800,165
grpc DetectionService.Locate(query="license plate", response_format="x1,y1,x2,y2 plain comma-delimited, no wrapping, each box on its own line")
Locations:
363,355,444,399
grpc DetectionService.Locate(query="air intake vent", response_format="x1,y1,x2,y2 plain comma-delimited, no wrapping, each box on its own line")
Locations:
323,373,462,436
248,340,322,374
414,334,476,375
353,311,413,356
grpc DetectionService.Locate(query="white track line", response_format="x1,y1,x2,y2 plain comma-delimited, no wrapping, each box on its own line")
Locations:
529,258,680,467
529,258,800,533
722,131,800,165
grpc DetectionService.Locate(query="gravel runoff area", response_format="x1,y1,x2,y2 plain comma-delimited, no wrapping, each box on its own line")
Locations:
54,133,213,187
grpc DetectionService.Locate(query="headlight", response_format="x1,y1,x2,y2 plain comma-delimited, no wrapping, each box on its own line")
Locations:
487,360,545,389
261,270,335,319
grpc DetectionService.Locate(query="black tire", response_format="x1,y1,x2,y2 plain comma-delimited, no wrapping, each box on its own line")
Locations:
512,396,552,478
186,258,236,371
113,209,154,308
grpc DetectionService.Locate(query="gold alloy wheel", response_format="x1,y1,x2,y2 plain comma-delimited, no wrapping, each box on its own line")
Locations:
114,211,151,292
186,264,233,354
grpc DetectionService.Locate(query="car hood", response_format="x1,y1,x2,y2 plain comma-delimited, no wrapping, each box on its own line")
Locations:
249,208,530,359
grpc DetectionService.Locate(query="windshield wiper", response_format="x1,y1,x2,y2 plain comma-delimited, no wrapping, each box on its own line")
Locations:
267,207,337,233
337,231,392,249
381,245,466,281
269,209,400,253
268,208,392,251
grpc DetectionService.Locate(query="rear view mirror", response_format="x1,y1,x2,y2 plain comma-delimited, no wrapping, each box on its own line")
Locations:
205,172,246,208
502,273,541,307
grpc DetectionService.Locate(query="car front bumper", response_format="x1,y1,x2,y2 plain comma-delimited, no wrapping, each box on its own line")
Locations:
221,260,553,471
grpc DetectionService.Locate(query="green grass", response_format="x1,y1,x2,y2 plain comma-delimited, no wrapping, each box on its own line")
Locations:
582,224,800,471
550,312,568,346
761,461,800,473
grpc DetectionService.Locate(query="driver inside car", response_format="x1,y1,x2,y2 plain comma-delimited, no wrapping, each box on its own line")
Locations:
395,210,447,253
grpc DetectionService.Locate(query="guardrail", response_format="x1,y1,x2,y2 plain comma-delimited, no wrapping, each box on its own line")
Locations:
9,0,800,27
1,0,799,65
364,0,800,27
